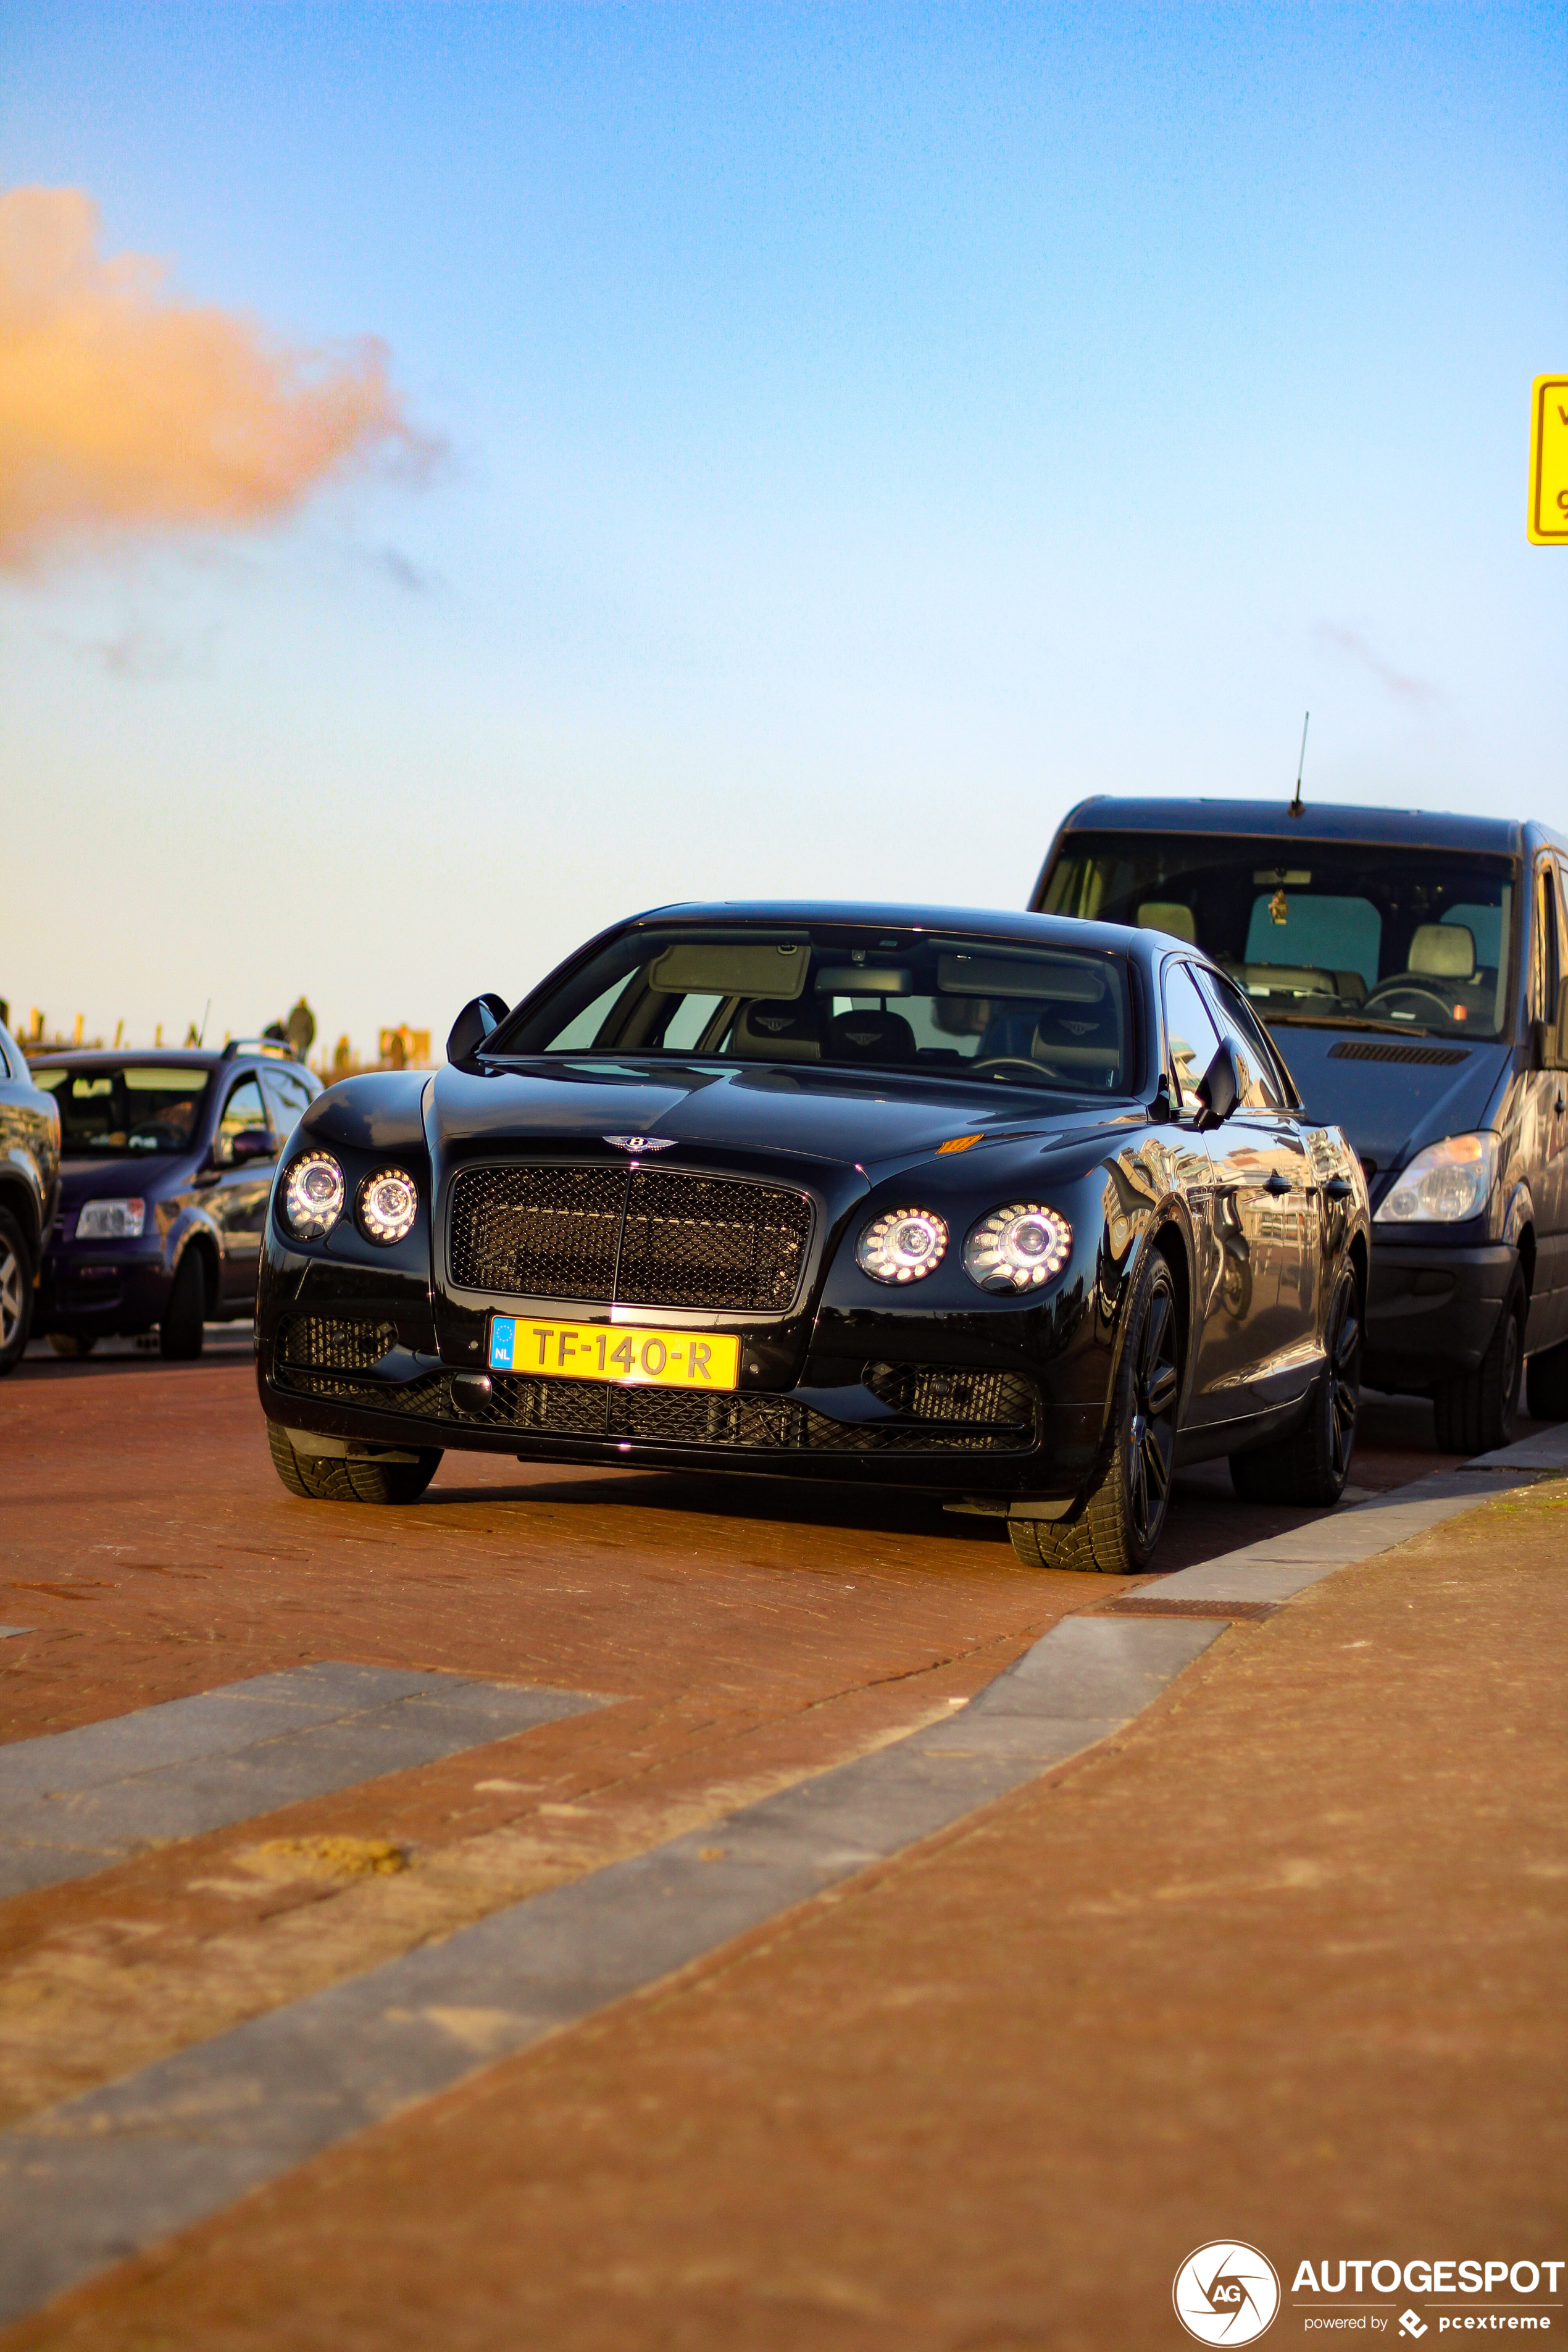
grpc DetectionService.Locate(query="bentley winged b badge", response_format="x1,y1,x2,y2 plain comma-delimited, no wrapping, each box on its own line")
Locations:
603,1135,677,1153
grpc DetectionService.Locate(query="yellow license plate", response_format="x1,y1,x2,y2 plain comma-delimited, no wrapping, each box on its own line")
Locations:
488,1316,740,1390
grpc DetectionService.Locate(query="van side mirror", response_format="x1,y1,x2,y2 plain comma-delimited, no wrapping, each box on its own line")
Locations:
1195,1041,1240,1131
446,993,511,1065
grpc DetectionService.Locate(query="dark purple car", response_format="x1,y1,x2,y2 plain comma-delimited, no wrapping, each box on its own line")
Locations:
30,1045,320,1359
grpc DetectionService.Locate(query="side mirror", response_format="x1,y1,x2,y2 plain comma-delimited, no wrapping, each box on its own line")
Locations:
1195,1041,1240,1131
229,1127,275,1165
446,993,511,1065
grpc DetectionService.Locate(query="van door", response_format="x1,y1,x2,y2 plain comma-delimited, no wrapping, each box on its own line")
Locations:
1193,967,1322,1415
209,1075,276,1306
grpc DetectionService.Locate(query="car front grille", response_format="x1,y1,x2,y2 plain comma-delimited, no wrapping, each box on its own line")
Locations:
861,1362,1036,1427
446,1165,813,1314
272,1363,1035,1454
277,1316,397,1372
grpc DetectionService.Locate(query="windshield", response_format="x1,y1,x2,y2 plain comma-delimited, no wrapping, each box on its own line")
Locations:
1040,835,1517,1041
498,925,1135,1095
33,1064,212,1155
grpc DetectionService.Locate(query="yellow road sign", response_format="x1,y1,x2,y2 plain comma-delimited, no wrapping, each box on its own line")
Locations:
1528,375,1568,544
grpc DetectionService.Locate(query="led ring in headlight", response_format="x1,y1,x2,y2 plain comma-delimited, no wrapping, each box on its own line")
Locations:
281,1151,345,1240
856,1206,949,1284
964,1203,1072,1292
358,1168,419,1246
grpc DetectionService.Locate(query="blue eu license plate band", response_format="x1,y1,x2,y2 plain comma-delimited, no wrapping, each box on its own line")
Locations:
487,1316,741,1390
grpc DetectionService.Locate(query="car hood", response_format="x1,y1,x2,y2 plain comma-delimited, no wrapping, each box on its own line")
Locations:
58,1156,190,1207
1266,1027,1511,1170
429,1059,1130,1179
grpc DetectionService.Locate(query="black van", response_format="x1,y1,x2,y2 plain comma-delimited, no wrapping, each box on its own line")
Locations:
1033,799,1568,1452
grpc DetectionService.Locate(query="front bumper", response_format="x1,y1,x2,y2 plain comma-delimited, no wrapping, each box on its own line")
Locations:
1364,1241,1514,1391
35,1250,171,1338
256,1341,1103,1501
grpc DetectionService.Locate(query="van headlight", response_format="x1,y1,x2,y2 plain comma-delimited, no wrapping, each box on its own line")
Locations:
1375,1133,1497,1225
282,1152,345,1240
358,1169,419,1245
856,1207,949,1283
964,1203,1072,1291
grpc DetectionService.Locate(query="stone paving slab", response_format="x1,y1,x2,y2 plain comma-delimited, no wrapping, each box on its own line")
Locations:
0,1614,1219,2327
0,1665,601,1901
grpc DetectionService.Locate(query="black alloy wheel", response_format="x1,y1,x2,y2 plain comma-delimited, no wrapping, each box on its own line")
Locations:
1230,1264,1362,1509
1432,1270,1525,1457
159,1249,206,1361
0,1209,34,1376
1009,1246,1181,1575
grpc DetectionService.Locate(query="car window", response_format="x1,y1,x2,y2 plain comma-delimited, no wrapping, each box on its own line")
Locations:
33,1064,212,1154
214,1077,270,1166
0,1025,14,1080
1535,860,1562,1028
1196,970,1287,1110
1162,963,1222,1109
261,1066,315,1140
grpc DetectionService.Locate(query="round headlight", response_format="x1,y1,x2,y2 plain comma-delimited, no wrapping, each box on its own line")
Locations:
359,1169,419,1245
856,1206,949,1284
282,1152,345,1241
963,1203,1072,1292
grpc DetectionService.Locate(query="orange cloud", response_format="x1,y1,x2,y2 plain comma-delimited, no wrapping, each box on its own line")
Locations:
0,186,432,569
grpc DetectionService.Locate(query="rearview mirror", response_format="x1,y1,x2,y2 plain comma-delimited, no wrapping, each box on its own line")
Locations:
229,1127,274,1165
1195,1041,1240,1130
446,993,511,1065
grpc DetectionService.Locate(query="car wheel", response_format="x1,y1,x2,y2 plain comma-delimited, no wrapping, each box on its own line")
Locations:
1008,1245,1180,1574
1527,1335,1568,1422
265,1419,442,1505
159,1250,206,1361
48,1332,97,1359
1432,1270,1525,1456
0,1209,35,1377
1230,1266,1362,1508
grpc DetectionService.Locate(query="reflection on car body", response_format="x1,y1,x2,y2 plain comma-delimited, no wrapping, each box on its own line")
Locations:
256,903,1369,1573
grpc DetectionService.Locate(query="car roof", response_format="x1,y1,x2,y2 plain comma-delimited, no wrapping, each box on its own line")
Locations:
1051,796,1564,856
623,899,1155,957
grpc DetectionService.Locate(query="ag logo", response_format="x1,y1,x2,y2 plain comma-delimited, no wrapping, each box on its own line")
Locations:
1172,2243,1280,2343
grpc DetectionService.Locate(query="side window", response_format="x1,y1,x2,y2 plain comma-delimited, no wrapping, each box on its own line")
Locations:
1535,861,1562,1025
0,1025,14,1080
1162,962,1223,1109
1197,970,1287,1110
214,1077,270,1166
261,1067,314,1140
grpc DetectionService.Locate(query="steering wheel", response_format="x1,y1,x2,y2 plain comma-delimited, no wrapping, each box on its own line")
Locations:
969,1056,1045,1081
1362,980,1455,1020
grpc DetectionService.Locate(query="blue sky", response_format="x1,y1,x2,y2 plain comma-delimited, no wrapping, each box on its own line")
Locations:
2,4,1564,1056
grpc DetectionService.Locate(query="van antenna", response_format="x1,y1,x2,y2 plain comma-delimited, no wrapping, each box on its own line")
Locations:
1288,712,1309,819
197,998,211,1046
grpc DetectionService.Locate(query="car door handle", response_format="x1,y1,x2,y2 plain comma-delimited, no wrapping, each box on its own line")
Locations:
1263,1172,1292,1195
1321,1175,1353,1201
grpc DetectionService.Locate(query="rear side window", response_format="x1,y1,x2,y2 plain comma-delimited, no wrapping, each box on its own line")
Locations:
214,1077,270,1166
261,1067,315,1140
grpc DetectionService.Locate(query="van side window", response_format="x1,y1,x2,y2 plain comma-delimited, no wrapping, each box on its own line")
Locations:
1535,861,1561,1026
1162,963,1222,1109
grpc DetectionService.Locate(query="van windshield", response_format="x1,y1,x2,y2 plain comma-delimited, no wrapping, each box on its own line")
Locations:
33,1064,212,1154
1040,836,1517,1041
496,926,1136,1095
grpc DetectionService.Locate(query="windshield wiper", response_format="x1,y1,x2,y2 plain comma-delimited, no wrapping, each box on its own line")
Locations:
1259,1009,1455,1038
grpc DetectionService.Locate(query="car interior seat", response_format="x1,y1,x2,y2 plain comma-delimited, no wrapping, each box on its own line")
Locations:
1407,924,1476,979
730,999,824,1061
824,1007,916,1062
1030,993,1122,1083
1135,903,1198,944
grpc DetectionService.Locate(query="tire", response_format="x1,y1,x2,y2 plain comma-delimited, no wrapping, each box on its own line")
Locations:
0,1209,35,1377
1432,1270,1525,1456
266,1419,441,1505
1007,1245,1181,1574
159,1249,207,1361
1230,1266,1362,1508
1526,1335,1568,1423
48,1332,97,1359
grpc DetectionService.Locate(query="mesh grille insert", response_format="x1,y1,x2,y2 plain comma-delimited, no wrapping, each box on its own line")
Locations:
861,1363,1036,1427
448,1166,624,1300
277,1316,396,1373
446,1164,813,1312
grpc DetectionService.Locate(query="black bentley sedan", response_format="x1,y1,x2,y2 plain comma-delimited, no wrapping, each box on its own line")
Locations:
256,905,1369,1574
31,1043,320,1359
